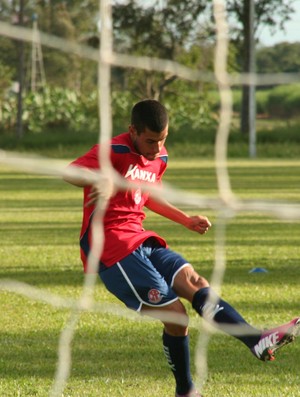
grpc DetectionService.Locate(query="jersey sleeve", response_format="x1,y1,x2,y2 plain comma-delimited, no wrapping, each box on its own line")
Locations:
70,144,100,170
158,154,168,182
71,143,124,172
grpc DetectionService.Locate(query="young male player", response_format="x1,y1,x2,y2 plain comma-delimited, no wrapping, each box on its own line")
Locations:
63,99,300,397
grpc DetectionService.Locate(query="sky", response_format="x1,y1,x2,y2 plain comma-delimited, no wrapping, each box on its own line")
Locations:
254,0,300,46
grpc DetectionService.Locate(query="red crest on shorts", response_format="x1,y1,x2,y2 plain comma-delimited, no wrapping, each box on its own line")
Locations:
148,288,162,304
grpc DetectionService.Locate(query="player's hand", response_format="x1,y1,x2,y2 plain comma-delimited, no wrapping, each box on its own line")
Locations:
186,215,212,234
86,175,115,207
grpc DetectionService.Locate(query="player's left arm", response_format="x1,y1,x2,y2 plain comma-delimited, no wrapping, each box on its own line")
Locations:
145,196,212,235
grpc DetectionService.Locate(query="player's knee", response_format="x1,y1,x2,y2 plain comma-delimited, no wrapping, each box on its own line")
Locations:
193,274,209,289
164,322,188,336
162,299,189,336
176,266,209,289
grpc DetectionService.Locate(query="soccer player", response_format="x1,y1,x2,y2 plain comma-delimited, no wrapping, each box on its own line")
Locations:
63,99,300,397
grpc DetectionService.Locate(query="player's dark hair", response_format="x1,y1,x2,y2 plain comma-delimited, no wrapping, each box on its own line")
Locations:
131,99,169,134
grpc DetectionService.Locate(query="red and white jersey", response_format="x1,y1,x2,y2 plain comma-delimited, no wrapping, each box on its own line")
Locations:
70,132,168,271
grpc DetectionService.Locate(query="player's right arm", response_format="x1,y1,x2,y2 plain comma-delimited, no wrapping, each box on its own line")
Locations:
63,144,101,187
62,164,97,187
145,196,212,235
63,165,116,207
63,144,118,206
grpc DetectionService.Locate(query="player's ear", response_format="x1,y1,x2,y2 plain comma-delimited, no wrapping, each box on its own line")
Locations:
129,125,137,138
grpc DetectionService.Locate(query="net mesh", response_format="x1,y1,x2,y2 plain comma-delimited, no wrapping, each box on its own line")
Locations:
0,1,299,396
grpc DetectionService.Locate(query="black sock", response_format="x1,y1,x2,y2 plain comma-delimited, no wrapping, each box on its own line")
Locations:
192,287,261,348
162,331,194,395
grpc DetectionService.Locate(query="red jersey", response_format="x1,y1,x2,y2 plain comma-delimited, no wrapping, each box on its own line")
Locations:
70,132,168,271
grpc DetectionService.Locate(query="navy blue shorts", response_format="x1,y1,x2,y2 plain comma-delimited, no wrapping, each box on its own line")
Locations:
99,238,191,311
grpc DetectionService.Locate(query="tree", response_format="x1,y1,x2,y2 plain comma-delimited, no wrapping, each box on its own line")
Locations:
112,0,210,100
257,42,300,74
225,0,295,134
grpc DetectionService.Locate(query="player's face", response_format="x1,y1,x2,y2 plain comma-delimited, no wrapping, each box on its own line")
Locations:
129,125,168,161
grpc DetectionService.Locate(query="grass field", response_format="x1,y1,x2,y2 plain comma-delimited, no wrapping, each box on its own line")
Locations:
0,158,300,397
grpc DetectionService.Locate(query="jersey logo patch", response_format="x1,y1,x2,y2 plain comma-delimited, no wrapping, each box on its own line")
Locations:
148,288,163,304
125,164,156,183
134,188,142,205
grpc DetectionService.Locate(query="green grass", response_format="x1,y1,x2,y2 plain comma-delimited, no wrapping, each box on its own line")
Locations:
0,159,300,396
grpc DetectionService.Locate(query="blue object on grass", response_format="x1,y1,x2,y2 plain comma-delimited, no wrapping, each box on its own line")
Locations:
249,267,268,273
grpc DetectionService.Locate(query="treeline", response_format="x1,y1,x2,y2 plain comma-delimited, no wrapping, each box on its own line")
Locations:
0,0,299,136
257,42,300,73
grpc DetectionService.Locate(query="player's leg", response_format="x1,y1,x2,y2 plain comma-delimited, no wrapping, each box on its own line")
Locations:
173,265,300,361
175,266,261,345
150,245,261,349
147,241,205,396
142,301,197,397
99,242,199,396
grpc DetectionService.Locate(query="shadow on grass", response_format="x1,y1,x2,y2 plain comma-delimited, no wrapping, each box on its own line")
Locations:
0,325,166,380
0,268,83,286
0,322,299,383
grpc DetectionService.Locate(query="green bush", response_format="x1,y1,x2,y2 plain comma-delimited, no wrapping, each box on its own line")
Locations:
257,123,300,143
208,85,300,118
23,87,99,133
208,89,242,113
267,84,300,118
255,90,269,114
111,90,136,133
165,92,217,133
0,93,17,131
0,87,99,134
0,86,217,136
0,62,13,102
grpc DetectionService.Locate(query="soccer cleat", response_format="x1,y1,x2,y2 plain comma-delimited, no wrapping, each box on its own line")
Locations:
175,389,203,397
251,317,300,361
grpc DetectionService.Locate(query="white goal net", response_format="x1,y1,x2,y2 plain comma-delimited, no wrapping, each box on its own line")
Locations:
0,1,299,396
